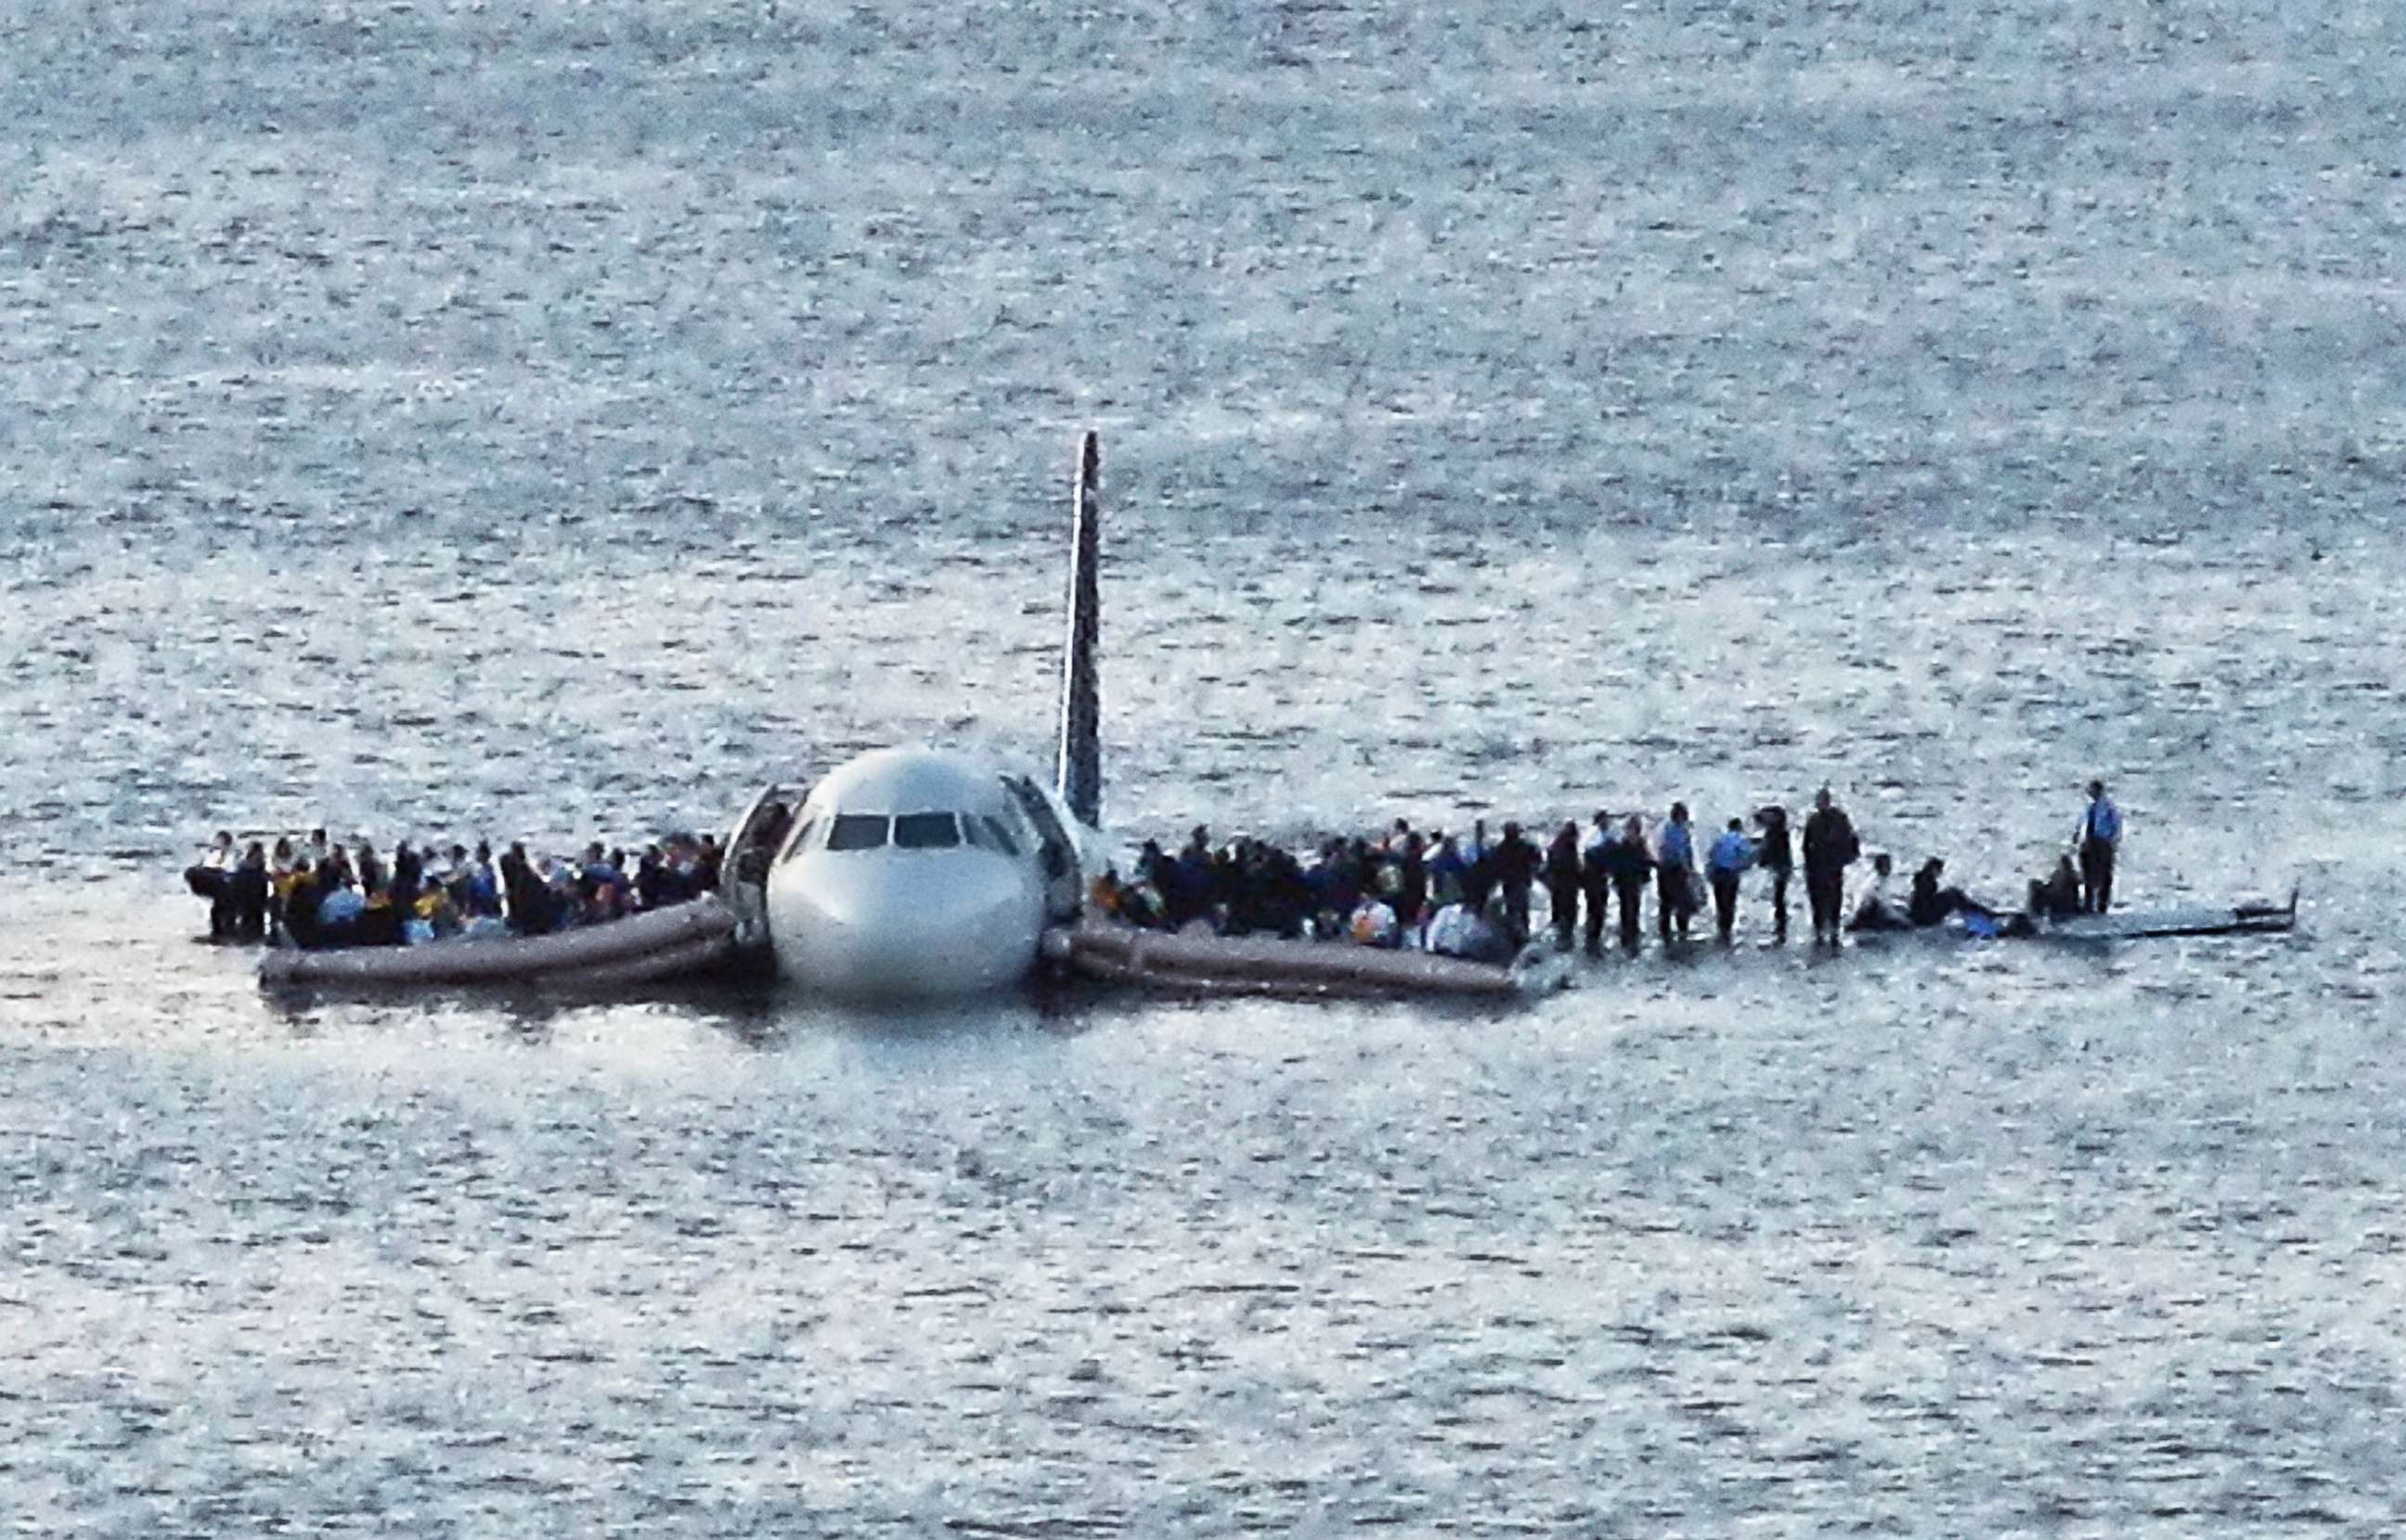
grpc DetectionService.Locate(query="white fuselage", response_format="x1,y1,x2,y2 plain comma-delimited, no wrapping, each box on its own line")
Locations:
759,747,1089,999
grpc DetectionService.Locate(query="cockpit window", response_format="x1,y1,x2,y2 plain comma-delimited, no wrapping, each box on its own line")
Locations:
776,818,819,864
892,812,961,849
978,815,1022,857
824,814,890,852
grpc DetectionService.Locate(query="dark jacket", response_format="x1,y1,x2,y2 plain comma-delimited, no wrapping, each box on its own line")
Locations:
1802,809,1858,874
391,844,423,904
1600,836,1652,888
1492,835,1542,892
1756,822,1794,875
1544,833,1582,893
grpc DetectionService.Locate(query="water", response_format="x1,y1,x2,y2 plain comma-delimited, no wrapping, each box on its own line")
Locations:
6,0,2406,1531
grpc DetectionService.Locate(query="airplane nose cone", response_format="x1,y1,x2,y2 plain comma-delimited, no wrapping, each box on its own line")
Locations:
767,858,1036,999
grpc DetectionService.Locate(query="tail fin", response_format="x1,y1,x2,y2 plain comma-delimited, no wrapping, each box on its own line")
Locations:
1054,430,1103,828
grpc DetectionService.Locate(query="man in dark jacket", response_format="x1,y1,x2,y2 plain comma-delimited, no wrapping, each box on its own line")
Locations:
499,841,548,934
1754,806,1794,943
1171,826,1214,929
227,841,271,941
390,840,423,908
1801,787,1860,946
1544,822,1583,951
1489,822,1542,947
1397,831,1429,930
1601,814,1654,951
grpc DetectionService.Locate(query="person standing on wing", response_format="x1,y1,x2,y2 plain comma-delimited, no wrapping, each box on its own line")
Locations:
1490,822,1542,948
1580,810,1616,955
2076,779,2122,912
1544,821,1584,951
1604,814,1654,951
1706,818,1755,943
1801,787,1860,946
1753,805,1794,943
1654,803,1699,944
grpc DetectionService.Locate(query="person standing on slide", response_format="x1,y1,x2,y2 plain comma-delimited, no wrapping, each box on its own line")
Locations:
2076,779,2122,912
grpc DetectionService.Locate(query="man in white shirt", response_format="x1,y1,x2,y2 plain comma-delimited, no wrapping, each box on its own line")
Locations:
1848,852,1909,931
1425,898,1509,964
2076,780,2122,912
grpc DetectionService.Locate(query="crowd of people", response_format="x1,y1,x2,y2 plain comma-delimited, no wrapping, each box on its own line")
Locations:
1093,783,2127,962
185,828,723,949
189,782,2128,966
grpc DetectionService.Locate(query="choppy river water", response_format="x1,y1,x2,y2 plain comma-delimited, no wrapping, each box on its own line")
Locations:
5,0,2405,1532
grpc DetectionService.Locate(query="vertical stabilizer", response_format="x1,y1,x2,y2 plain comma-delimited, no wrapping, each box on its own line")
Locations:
1055,431,1103,828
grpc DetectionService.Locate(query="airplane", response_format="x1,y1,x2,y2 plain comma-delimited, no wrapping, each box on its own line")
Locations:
254,433,1520,1002
717,433,1109,999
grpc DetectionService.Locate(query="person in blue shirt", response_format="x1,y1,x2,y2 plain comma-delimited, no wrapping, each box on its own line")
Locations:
315,880,368,940
2076,780,2122,912
1425,834,1468,910
1459,819,1489,870
1654,803,1699,943
1705,819,1756,943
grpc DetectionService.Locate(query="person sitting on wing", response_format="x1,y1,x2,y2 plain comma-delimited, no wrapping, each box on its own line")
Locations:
1847,852,1911,931
1907,858,1999,927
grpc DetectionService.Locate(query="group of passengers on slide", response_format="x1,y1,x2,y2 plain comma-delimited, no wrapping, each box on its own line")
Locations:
1093,782,2124,960
186,829,725,948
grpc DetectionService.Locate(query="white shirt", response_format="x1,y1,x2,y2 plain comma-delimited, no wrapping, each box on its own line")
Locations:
1350,900,1399,947
1857,871,1895,915
1425,902,1475,956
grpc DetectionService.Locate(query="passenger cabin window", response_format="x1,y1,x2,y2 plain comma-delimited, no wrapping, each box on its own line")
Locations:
892,812,961,849
824,814,890,852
